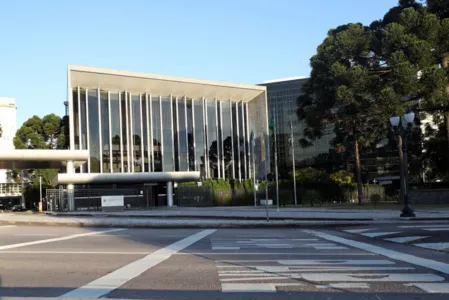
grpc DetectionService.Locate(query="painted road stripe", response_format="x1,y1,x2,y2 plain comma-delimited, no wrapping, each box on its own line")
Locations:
424,228,449,231
222,283,304,293
218,266,414,271
318,283,370,289
213,247,240,250
384,236,429,244
60,229,216,299
181,252,375,256
0,250,150,255
415,242,449,251
406,283,449,293
313,246,348,250
277,259,395,265
399,225,449,228
0,225,16,229
361,232,400,238
305,230,449,275
221,277,300,281
344,228,376,234
0,229,126,251
301,273,443,282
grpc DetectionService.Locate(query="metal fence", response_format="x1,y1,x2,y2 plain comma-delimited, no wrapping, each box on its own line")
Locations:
46,188,146,211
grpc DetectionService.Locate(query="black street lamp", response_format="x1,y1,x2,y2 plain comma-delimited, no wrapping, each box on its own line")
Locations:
389,108,416,218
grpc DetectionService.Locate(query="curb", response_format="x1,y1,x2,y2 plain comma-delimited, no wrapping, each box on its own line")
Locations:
45,212,449,222
3,218,449,229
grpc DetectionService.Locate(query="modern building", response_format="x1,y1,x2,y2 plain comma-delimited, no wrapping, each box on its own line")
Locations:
60,65,269,208
260,77,334,176
0,98,22,207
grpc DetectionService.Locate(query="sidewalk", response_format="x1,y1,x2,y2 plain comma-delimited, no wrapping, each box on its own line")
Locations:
1,206,449,228
47,206,449,221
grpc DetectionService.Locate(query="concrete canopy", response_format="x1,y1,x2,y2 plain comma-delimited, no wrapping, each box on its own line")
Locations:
57,171,201,185
0,150,88,169
69,65,266,102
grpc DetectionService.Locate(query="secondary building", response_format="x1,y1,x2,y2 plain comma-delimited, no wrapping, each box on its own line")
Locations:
61,65,269,209
260,77,334,177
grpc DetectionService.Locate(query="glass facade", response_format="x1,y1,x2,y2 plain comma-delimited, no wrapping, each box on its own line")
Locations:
261,78,334,172
72,88,255,180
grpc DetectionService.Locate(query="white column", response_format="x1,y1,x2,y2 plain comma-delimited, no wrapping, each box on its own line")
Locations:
67,160,75,211
167,181,173,207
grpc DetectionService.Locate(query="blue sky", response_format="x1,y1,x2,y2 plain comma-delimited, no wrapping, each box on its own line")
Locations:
0,0,397,125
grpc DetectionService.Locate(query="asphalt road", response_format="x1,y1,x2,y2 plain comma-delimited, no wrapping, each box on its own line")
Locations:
2,224,449,299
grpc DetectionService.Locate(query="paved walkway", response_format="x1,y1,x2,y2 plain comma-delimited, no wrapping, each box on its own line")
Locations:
1,206,449,228
48,206,449,221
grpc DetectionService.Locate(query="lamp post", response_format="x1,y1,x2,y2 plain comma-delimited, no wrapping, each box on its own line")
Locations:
389,108,416,218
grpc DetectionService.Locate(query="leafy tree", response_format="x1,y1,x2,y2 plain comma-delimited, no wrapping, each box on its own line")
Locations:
297,23,389,205
14,114,65,149
330,170,354,185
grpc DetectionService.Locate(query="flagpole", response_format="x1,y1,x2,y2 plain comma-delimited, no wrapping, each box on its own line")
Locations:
273,110,279,212
291,120,297,206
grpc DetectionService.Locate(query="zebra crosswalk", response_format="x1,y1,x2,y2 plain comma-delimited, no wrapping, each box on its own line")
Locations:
343,224,449,252
209,232,449,293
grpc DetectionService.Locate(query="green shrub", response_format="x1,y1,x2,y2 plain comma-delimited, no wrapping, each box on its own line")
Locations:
302,190,322,207
369,194,382,207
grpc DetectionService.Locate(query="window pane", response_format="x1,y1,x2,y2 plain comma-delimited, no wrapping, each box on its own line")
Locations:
161,96,173,171
173,97,179,171
177,98,188,171
73,88,79,150
239,102,246,179
79,88,87,173
110,92,121,172
232,102,239,179
142,95,149,172
121,92,129,172
131,94,142,172
187,99,194,171
88,89,100,173
152,96,162,171
193,99,205,176
206,99,217,178
101,91,110,173
221,101,233,179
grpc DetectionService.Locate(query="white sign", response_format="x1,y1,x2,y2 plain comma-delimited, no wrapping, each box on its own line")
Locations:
101,195,124,207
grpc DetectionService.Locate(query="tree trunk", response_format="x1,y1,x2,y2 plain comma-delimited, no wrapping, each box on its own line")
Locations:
354,139,363,205
397,134,405,205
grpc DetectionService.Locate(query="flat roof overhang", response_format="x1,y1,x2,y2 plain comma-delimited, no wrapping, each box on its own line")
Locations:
57,171,201,185
0,150,89,169
69,65,266,102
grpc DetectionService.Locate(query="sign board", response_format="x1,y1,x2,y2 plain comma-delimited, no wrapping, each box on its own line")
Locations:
101,195,124,208
380,180,393,185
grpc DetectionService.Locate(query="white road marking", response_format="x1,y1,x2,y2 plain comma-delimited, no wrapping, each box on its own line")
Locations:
277,259,394,265
400,225,449,228
0,250,150,255
0,229,126,251
302,273,443,282
361,232,400,238
415,243,449,251
60,229,216,299
213,247,240,250
221,276,300,282
384,236,429,243
317,283,370,289
313,246,348,250
305,230,449,275
180,252,375,256
14,234,59,237
344,228,376,234
0,225,16,228
217,266,413,271
222,283,277,292
424,228,449,231
406,283,449,293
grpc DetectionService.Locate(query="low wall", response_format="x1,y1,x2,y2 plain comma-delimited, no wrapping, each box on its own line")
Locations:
410,189,449,205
